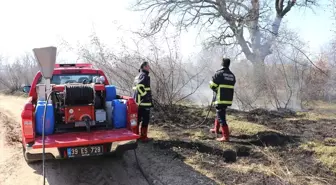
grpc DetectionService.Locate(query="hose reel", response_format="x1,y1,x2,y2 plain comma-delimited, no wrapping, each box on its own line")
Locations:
64,84,95,105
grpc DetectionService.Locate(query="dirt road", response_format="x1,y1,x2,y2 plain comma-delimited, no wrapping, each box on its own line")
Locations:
0,94,217,185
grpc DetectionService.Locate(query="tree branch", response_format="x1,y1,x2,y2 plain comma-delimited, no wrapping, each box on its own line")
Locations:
133,0,317,64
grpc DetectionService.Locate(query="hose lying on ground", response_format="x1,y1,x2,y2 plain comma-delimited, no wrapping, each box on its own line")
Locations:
42,92,53,185
191,92,215,128
150,92,215,129
134,149,153,185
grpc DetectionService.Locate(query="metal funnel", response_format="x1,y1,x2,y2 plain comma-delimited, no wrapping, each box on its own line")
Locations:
33,46,57,101
33,46,57,79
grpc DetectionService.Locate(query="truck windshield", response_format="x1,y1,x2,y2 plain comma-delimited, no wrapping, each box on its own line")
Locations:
38,74,101,85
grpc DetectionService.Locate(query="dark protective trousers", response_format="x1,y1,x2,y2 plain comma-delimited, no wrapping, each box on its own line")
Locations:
216,107,227,126
138,107,150,128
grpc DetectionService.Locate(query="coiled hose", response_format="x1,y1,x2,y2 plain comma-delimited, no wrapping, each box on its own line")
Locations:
64,85,94,105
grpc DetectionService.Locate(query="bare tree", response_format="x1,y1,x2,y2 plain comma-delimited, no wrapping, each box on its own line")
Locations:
332,0,336,34
66,32,205,107
132,0,317,92
0,54,39,93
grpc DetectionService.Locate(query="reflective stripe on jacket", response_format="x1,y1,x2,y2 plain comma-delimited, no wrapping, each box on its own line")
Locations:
133,70,153,107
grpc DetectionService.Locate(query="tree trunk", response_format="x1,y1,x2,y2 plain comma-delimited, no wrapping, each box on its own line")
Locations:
252,56,267,94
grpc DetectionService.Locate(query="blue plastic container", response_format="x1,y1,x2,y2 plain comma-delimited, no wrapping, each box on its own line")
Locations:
35,101,55,136
112,99,127,128
105,85,117,101
37,100,45,105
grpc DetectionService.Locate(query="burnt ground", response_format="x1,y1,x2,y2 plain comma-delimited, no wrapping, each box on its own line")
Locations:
147,103,336,185
1,93,336,185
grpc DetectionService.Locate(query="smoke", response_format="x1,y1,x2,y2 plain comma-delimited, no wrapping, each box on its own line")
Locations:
183,42,317,111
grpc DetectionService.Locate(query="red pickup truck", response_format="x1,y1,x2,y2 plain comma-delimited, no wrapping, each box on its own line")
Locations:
21,63,140,163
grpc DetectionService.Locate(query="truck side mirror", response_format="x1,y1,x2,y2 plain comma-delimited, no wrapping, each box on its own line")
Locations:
22,85,31,93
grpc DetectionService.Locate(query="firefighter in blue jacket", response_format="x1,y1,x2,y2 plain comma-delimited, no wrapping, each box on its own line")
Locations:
209,58,236,142
133,62,153,142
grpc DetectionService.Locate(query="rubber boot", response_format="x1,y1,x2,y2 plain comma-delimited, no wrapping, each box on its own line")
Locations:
139,126,153,143
210,119,221,134
216,125,229,142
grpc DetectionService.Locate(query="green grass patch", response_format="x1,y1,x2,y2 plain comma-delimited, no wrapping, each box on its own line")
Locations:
227,115,271,135
300,138,336,174
190,130,209,140
148,126,171,140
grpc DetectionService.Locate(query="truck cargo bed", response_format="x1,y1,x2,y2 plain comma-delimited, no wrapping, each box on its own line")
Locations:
31,129,139,149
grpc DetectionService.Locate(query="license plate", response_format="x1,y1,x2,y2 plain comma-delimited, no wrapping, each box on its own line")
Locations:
67,145,103,158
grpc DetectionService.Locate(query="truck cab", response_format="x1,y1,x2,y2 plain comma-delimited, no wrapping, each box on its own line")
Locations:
21,63,140,163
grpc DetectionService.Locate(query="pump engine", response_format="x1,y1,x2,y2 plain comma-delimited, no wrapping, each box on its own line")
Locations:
51,82,108,131
63,83,95,124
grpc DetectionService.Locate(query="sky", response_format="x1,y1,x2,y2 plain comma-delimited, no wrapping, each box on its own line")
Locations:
0,0,334,63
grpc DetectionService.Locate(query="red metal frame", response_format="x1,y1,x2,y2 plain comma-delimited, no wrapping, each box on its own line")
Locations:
54,63,93,68
52,84,106,92
28,68,110,102
64,105,95,123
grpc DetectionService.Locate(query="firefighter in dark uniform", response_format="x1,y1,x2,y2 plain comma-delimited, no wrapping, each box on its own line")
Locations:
133,62,153,142
209,58,236,142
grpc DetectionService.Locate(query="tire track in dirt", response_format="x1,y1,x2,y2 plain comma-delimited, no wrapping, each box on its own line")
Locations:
0,111,21,145
0,94,218,185
73,156,148,185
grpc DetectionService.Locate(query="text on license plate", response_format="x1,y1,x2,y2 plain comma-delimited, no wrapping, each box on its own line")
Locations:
67,145,103,157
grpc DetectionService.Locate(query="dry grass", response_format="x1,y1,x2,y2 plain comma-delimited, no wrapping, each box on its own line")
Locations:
148,127,171,140
183,154,224,185
300,138,336,174
2,92,335,184
148,101,336,185
303,101,336,119
0,111,21,145
255,147,330,185
227,115,273,135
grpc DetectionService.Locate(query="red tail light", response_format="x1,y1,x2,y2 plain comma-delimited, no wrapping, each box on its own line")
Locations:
21,98,35,143
125,98,138,134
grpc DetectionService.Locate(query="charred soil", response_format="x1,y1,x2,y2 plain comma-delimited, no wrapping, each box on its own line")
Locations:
1,94,336,185
148,104,336,185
